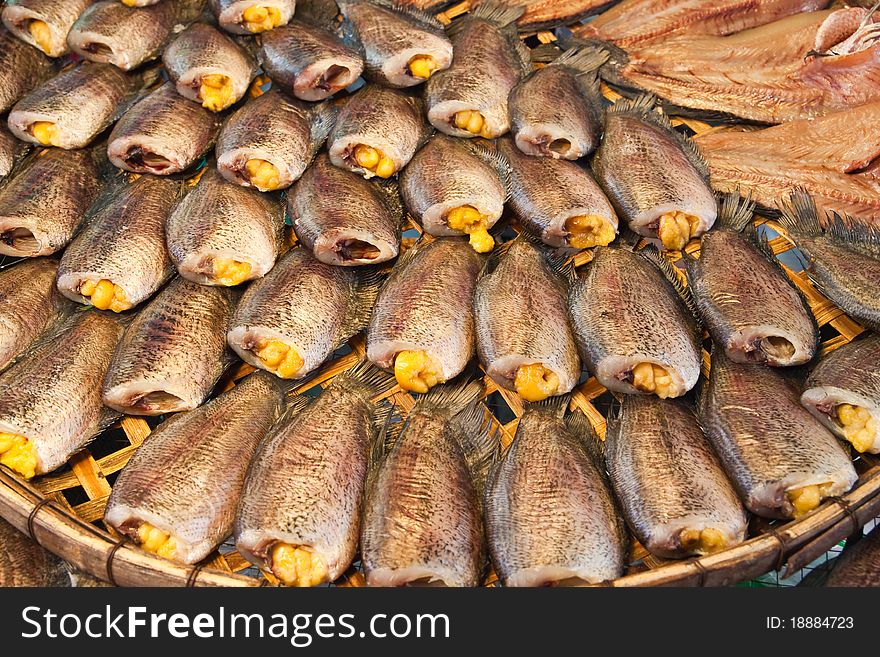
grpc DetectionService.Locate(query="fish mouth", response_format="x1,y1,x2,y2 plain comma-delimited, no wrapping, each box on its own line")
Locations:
128,390,189,414
81,40,114,58
124,146,174,173
334,238,382,263
742,335,796,363
0,227,40,255
317,64,352,91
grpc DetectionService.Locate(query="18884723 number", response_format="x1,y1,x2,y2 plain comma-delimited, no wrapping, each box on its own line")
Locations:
766,617,854,629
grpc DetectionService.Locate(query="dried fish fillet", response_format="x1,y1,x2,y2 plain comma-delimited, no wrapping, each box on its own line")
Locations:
606,396,747,559
108,82,222,175
0,311,123,479
227,247,381,380
104,371,284,564
210,0,296,35
103,277,236,415
166,167,285,286
367,238,482,393
57,176,181,313
473,0,616,32
485,400,626,586
2,0,95,57
0,26,53,114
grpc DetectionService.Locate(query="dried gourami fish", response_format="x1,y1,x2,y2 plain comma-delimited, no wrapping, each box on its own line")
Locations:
338,0,452,87
104,371,283,564
0,516,69,587
328,85,430,179
592,95,716,251
163,22,258,112
108,82,222,175
258,7,364,102
568,245,701,399
485,400,626,586
2,0,95,57
0,311,123,479
508,45,605,160
367,238,482,393
575,0,829,48
0,258,64,372
8,62,139,150
166,167,285,286
288,153,403,266
776,190,880,331
67,0,182,71
0,26,53,114
236,360,395,587
606,396,747,559
826,524,880,587
361,381,496,587
700,346,857,520
227,247,381,380
210,0,296,34
683,194,818,367
801,334,880,455
0,148,102,258
475,237,580,402
217,91,335,191
497,136,617,250
57,176,181,313
695,103,880,222
103,277,236,415
425,1,529,139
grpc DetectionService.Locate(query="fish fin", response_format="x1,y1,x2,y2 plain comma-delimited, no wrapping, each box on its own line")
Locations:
333,357,397,397
826,212,880,255
371,177,406,229
389,237,425,273
340,0,446,33
466,138,513,200
410,375,484,417
465,1,525,29
640,246,702,333
172,0,210,25
365,400,402,491
449,401,500,498
716,191,755,233
606,94,711,181
513,232,575,282
524,393,570,419
553,44,610,77
478,235,515,278
529,43,563,64
565,409,605,467
308,100,338,155
336,267,385,348
296,0,341,27
777,187,824,238
275,392,314,425
511,33,533,77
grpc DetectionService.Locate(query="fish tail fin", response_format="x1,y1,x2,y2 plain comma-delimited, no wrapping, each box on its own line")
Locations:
565,409,605,468
524,393,570,419
309,100,338,152
372,177,405,229
640,246,702,334
334,357,397,397
778,187,823,237
529,42,563,64
467,1,525,29
275,391,314,425
717,191,755,233
466,138,513,201
365,400,403,490
826,211,880,253
296,0,341,27
554,44,610,77
449,401,501,498
337,266,385,346
410,374,484,417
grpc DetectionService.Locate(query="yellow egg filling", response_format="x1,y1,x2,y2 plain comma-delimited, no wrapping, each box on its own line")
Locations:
353,144,396,178
211,258,252,286
28,20,52,54
30,121,60,147
254,339,304,379
445,205,494,253
394,350,444,394
836,403,877,454
271,543,329,587
453,110,493,138
514,363,560,402
788,482,834,518
408,55,437,80
199,74,236,112
136,523,178,560
121,0,139,6
631,362,675,398
658,211,700,251
0,432,37,480
565,215,616,249
679,527,727,554
245,159,281,191
79,279,132,313
242,5,282,33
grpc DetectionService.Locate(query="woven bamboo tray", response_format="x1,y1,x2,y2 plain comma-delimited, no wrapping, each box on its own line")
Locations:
2,2,880,587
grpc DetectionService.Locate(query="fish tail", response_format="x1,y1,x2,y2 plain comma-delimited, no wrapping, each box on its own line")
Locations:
334,357,397,397
778,188,823,237
309,100,338,152
465,138,512,200
524,393,570,418
449,401,500,498
565,409,604,467
410,374,484,417
640,246,702,334
716,191,755,233
554,44,609,77
467,1,525,29
337,266,385,344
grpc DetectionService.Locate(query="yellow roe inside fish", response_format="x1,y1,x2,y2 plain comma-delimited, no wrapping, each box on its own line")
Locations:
394,350,444,394
211,258,252,286
27,20,52,55
79,279,132,313
271,543,329,587
353,144,395,179
787,482,834,518
199,74,236,112
245,159,281,191
453,110,493,138
680,527,726,554
0,432,37,480
514,363,559,402
255,339,304,379
658,211,700,251
632,362,675,398
565,215,616,249
30,122,60,147
121,0,139,6
242,5,282,33
836,404,877,453
408,55,437,80
137,523,178,560
446,205,494,253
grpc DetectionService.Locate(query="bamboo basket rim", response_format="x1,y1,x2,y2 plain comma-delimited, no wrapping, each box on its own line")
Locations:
2,1,880,588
